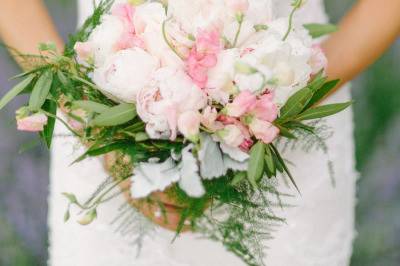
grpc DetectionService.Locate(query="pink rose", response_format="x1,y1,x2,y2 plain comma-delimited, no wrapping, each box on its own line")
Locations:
225,90,257,117
217,124,245,147
249,118,280,144
309,44,328,74
251,92,278,122
225,0,249,14
17,113,48,132
178,111,201,141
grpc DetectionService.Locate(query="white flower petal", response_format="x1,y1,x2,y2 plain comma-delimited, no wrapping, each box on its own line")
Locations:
220,143,250,162
198,134,227,179
178,145,205,197
130,158,180,198
223,155,248,171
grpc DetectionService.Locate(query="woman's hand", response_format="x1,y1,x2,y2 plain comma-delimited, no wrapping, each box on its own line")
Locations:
322,0,400,90
104,152,189,232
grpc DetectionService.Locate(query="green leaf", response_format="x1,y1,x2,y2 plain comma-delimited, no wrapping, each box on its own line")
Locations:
296,102,352,121
72,141,130,164
0,74,35,111
91,103,136,127
29,70,53,111
73,100,110,114
305,79,340,109
284,121,315,133
62,192,78,204
40,100,57,148
78,209,97,226
279,87,313,121
264,145,276,178
231,171,247,186
247,141,265,189
303,23,338,38
308,71,327,93
270,144,300,193
64,208,71,222
277,125,296,139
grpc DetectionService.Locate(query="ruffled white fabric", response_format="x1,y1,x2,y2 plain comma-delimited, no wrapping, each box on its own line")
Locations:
47,0,356,265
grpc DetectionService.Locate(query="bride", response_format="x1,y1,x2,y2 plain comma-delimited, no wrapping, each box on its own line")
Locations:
1,0,399,265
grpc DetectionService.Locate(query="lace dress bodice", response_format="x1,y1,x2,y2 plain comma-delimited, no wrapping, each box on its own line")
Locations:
48,1,356,265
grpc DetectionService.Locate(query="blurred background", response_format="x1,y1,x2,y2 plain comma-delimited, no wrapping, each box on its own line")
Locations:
0,1,399,265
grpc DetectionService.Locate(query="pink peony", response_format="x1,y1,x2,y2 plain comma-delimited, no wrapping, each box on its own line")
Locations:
249,118,280,144
112,3,145,51
225,90,257,118
17,113,48,132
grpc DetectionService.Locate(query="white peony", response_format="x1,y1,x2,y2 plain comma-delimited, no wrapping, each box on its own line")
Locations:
134,2,188,68
92,48,160,103
235,18,313,106
136,67,207,140
167,0,231,33
207,48,240,91
87,15,126,66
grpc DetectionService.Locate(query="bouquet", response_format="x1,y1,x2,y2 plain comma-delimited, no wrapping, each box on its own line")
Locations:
0,0,350,265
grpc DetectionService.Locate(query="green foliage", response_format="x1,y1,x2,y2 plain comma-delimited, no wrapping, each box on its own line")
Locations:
29,70,53,111
0,74,35,111
40,100,57,148
279,87,313,121
90,103,137,127
64,0,114,57
247,141,266,189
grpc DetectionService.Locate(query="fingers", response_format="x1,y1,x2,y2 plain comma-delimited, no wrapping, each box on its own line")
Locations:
118,175,190,232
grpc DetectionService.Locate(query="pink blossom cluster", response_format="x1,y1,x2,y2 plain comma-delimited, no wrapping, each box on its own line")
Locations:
71,0,327,151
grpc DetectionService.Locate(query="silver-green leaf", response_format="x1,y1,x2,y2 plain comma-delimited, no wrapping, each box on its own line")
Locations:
296,102,352,121
247,141,265,189
91,103,136,127
0,74,35,111
29,70,53,111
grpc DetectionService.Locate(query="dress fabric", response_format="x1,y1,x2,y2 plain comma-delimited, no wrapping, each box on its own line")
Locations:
47,0,357,265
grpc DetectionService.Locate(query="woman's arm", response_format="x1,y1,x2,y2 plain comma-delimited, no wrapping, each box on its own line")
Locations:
0,0,64,68
322,0,400,87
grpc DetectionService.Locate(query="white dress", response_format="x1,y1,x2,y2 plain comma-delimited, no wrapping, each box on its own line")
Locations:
48,0,357,265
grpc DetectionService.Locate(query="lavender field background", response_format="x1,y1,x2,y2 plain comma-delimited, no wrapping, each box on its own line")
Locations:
0,1,399,265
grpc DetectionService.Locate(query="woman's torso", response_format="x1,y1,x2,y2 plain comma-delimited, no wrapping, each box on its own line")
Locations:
47,1,355,265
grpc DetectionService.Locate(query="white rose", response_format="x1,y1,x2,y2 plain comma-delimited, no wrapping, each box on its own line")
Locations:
93,48,160,103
